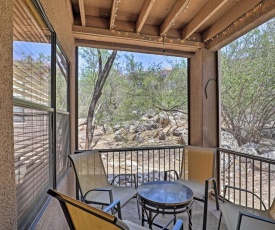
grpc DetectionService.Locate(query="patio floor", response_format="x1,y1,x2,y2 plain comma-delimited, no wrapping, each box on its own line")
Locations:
121,196,227,230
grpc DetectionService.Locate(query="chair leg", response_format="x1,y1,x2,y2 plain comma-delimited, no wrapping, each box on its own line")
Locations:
136,197,141,220
218,212,222,230
202,197,208,230
213,180,220,211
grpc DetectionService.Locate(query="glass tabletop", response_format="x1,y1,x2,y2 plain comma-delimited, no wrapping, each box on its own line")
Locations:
137,181,193,206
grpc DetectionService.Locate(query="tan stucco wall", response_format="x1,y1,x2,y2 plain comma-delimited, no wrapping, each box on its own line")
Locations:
189,48,218,148
0,0,17,229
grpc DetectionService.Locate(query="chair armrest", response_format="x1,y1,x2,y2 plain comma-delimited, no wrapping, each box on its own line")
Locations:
103,200,122,219
164,170,179,181
172,219,184,230
237,211,275,230
110,174,137,188
84,188,114,204
223,185,267,210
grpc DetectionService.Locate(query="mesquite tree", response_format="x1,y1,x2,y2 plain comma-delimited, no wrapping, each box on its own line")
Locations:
85,49,117,149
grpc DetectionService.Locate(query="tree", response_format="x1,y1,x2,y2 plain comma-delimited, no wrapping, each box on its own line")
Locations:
82,49,117,149
220,19,275,146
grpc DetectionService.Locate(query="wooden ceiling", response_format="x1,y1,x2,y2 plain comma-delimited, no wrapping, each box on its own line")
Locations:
68,0,275,57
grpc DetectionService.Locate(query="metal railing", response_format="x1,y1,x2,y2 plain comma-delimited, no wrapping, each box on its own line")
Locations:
218,148,275,210
96,145,184,186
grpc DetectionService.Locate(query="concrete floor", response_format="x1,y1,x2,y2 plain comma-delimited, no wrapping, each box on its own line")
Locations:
121,196,227,230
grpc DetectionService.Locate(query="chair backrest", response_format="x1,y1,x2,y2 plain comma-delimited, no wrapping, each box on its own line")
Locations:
268,198,275,220
181,145,216,184
47,189,128,230
69,151,109,199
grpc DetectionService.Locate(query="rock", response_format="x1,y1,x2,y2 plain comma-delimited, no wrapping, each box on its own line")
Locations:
113,124,121,132
158,132,166,140
221,131,240,151
155,113,170,127
129,125,137,133
135,124,147,133
238,142,258,163
132,132,143,142
94,129,104,136
173,128,187,137
177,134,187,145
114,134,127,142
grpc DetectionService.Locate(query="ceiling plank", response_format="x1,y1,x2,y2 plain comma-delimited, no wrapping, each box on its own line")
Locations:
110,0,120,30
203,0,262,41
207,0,275,51
160,0,190,36
73,25,204,53
182,0,230,39
78,0,86,26
136,0,156,33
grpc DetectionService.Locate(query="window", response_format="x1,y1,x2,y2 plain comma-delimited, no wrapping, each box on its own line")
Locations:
13,0,70,228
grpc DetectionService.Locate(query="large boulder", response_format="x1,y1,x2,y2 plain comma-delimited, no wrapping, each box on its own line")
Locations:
221,131,240,151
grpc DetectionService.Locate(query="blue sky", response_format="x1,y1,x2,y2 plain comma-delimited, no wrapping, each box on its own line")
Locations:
13,41,185,70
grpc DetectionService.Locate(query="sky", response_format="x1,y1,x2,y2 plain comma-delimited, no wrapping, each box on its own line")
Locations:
13,41,186,70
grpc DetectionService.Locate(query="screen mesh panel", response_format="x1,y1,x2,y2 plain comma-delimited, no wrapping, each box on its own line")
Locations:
14,107,50,219
56,113,70,177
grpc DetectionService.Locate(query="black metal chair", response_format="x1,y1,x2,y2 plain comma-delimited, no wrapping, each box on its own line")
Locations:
218,185,275,230
164,145,219,230
47,189,184,230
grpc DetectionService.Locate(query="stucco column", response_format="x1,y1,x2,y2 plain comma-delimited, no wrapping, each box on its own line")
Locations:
0,0,17,229
189,48,219,148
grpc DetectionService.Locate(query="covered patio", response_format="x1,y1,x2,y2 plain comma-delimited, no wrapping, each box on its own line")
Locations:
0,0,274,229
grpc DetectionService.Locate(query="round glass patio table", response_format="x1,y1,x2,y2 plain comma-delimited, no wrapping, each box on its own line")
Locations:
137,181,193,230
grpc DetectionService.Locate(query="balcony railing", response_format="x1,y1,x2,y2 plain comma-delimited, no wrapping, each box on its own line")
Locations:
97,145,185,186
76,145,275,209
218,148,275,210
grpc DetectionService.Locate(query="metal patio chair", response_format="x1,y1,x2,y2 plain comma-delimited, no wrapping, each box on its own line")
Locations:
218,185,275,230
164,145,219,230
47,189,184,230
69,150,138,216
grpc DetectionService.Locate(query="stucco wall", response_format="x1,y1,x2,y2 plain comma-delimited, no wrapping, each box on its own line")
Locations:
0,0,17,229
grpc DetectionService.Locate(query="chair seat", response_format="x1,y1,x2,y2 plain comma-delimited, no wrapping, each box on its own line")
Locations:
175,179,205,199
85,185,137,207
220,202,274,230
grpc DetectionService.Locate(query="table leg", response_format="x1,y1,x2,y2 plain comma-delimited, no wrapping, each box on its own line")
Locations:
148,210,152,229
188,208,192,230
141,207,145,226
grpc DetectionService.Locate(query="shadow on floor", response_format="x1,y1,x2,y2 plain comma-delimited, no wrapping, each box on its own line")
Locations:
121,198,227,230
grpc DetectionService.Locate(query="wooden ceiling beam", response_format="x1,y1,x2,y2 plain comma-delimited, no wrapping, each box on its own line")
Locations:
76,39,194,58
78,0,86,26
73,25,204,53
182,0,230,39
110,0,120,30
160,0,190,36
136,0,156,33
66,0,74,25
207,0,275,51
202,0,262,41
